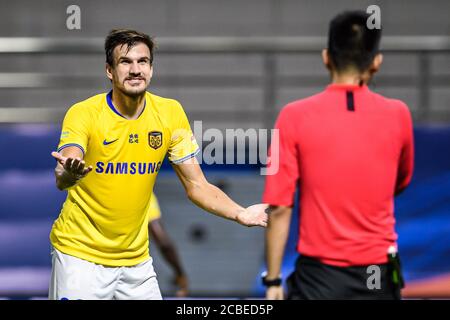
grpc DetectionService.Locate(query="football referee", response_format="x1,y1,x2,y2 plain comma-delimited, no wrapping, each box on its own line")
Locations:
262,11,414,300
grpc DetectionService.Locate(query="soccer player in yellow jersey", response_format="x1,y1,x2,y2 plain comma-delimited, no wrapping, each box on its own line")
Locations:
49,29,268,300
147,194,189,297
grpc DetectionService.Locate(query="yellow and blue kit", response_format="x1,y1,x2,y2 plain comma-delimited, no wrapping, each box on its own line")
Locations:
51,91,198,266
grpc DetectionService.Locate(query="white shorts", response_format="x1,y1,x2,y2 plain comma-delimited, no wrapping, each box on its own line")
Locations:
48,248,162,300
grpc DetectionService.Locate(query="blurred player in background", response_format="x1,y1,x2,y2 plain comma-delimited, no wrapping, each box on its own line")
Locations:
263,11,414,300
49,29,268,300
147,194,188,297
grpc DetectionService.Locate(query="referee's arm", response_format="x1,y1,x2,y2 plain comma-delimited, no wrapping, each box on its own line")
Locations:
395,106,414,196
265,205,292,300
263,107,299,300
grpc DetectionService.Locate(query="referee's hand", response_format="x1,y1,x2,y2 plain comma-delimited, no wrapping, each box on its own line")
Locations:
51,151,93,179
266,286,284,300
236,204,269,227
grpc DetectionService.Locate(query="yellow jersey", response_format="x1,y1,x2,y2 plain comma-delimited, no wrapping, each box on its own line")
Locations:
51,91,199,266
147,193,161,223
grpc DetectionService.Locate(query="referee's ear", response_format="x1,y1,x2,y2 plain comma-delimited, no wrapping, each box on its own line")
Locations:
322,49,332,71
369,53,383,75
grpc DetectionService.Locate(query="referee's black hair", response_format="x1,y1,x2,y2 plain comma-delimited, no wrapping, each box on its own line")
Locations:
105,29,156,67
328,11,382,73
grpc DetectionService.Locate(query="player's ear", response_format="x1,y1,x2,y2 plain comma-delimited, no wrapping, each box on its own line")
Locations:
322,49,331,71
106,63,113,81
369,53,383,74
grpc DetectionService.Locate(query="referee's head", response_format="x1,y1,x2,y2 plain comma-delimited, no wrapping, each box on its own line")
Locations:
323,10,383,82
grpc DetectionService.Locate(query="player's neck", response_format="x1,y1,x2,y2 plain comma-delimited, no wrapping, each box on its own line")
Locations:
331,71,369,86
111,90,146,120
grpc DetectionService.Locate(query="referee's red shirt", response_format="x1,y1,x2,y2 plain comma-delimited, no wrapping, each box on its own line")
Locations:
263,84,414,267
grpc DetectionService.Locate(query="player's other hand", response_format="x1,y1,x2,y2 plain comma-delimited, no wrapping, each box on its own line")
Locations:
266,285,284,300
237,203,269,227
51,151,93,179
174,274,189,297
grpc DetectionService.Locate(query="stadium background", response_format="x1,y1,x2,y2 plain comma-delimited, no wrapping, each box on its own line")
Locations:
0,0,449,298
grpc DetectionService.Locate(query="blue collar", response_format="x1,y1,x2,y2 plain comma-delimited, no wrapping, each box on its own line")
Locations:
106,91,146,119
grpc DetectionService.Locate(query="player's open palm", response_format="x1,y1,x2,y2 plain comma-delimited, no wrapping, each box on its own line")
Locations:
51,151,93,179
237,203,269,227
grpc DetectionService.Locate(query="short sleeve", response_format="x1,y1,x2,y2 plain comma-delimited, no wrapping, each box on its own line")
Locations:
263,105,300,206
147,193,162,222
395,102,414,194
57,104,91,155
168,101,200,164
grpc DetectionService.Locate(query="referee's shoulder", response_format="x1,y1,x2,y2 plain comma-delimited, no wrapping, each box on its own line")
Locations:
372,91,412,116
281,92,324,114
387,98,411,114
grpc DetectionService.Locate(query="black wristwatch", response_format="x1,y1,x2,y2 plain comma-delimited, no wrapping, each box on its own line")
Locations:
261,272,282,287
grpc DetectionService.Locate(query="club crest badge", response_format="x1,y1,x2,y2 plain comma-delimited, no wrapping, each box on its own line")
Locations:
148,131,163,150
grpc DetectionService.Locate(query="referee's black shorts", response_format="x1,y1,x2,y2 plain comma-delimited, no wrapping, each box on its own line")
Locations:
286,255,402,300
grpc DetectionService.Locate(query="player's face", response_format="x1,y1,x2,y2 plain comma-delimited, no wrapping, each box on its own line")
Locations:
106,43,153,97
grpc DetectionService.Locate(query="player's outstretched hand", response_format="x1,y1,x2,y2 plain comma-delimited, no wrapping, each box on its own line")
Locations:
51,151,93,179
236,203,269,227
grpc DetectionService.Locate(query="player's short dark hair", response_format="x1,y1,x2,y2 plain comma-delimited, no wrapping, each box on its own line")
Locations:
105,29,155,67
327,10,382,73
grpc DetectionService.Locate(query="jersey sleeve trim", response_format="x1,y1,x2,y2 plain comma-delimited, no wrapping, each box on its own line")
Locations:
57,143,86,156
170,148,200,164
